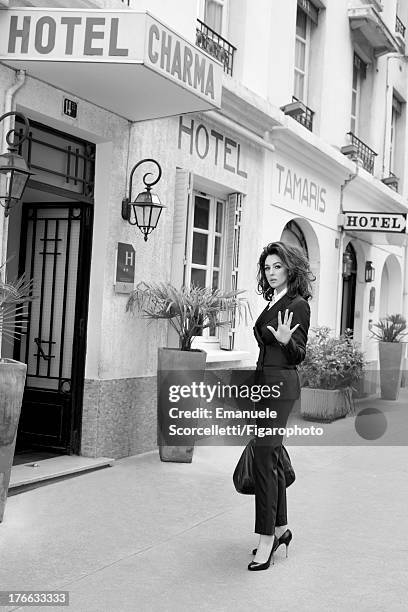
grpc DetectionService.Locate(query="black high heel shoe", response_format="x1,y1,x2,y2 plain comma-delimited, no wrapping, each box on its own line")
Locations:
248,536,279,571
252,529,292,558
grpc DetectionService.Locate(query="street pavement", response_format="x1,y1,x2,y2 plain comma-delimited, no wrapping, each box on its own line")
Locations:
0,390,407,612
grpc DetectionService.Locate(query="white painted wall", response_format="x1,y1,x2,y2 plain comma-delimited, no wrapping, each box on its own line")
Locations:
101,112,266,378
1,0,408,383
229,0,408,193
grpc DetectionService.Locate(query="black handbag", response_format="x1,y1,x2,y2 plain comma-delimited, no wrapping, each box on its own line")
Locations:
233,439,295,494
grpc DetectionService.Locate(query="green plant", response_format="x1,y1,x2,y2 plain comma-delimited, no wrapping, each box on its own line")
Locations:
0,271,35,357
369,314,407,343
126,281,251,351
298,326,365,390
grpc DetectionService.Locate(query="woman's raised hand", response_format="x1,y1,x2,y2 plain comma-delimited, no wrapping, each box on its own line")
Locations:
267,309,300,345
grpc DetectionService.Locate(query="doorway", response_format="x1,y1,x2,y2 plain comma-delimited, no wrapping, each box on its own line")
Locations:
14,203,93,454
340,243,357,334
7,118,95,455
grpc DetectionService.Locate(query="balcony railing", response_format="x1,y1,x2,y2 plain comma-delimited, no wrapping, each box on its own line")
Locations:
196,19,236,76
291,96,314,132
396,15,406,38
347,132,377,174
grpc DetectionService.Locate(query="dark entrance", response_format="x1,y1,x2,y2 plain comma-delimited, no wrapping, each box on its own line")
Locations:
340,243,357,334
11,119,95,454
15,204,93,453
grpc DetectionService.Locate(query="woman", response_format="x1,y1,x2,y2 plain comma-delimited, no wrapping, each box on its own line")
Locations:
248,241,314,571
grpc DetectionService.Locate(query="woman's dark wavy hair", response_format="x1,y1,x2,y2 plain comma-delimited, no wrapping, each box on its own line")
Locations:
257,241,315,301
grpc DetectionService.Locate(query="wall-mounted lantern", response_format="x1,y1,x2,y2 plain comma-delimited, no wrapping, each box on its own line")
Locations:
365,261,375,283
342,251,353,277
121,158,165,242
0,111,33,217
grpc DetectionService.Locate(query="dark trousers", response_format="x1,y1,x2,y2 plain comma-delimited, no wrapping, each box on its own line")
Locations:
254,399,295,535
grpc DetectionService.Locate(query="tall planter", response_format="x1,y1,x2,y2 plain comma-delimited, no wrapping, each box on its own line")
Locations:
300,387,353,422
379,342,404,400
0,359,27,522
157,347,206,463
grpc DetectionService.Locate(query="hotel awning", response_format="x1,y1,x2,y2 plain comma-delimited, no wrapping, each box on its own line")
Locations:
0,9,222,121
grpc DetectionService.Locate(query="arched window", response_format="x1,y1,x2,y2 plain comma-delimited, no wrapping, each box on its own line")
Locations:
281,220,309,258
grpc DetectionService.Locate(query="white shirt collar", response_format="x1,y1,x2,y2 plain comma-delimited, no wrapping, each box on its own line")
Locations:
268,287,288,308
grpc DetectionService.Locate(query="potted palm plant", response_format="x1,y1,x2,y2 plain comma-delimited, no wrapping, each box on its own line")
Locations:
298,326,365,422
126,282,251,462
0,272,34,522
370,314,407,400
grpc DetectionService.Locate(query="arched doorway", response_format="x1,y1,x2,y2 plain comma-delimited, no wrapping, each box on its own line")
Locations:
340,242,357,334
281,220,309,258
280,218,319,327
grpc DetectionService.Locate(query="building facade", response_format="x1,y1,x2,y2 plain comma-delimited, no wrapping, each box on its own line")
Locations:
0,0,407,458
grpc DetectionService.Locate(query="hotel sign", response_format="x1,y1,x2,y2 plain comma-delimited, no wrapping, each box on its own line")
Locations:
343,212,407,233
0,9,222,107
144,15,218,101
115,242,135,294
178,116,248,178
275,162,327,213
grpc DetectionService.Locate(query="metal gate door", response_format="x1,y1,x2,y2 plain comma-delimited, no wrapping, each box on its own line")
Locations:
15,203,92,453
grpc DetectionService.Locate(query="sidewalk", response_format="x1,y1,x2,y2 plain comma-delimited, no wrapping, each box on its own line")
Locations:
0,392,407,612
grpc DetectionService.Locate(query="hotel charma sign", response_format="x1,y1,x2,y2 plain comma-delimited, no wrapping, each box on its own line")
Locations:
0,9,222,107
342,212,407,233
146,17,217,100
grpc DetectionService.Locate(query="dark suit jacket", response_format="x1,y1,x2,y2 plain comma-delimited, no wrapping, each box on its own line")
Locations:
253,293,311,400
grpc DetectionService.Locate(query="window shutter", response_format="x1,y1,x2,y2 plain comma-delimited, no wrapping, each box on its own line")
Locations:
170,168,193,287
219,193,243,350
168,168,192,348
